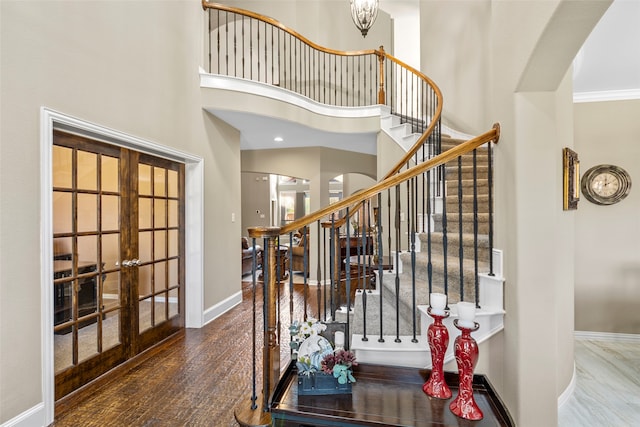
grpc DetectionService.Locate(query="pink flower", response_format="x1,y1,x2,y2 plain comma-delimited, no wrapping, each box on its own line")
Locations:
321,349,357,374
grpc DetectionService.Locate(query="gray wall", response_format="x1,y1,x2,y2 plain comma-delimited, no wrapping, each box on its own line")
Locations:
574,99,640,333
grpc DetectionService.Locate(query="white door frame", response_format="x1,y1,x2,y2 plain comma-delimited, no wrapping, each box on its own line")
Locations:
40,108,204,425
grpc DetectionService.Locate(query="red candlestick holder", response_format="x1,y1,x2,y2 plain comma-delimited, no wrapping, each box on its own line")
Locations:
449,319,483,420
422,307,452,399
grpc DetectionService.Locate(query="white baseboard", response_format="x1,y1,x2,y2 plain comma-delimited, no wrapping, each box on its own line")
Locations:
202,290,242,326
574,330,640,342
1,402,45,427
557,362,576,409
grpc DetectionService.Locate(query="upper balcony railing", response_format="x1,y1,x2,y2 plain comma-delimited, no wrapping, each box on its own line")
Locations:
202,1,443,172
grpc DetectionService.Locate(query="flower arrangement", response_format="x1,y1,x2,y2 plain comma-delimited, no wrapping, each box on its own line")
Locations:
290,319,357,386
321,348,357,384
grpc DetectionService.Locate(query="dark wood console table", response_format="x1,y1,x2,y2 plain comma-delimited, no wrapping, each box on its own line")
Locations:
271,362,514,427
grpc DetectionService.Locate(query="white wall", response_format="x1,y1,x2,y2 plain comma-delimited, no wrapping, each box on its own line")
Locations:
574,99,640,333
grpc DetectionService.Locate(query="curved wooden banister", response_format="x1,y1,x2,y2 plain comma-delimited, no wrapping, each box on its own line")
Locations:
202,0,444,185
254,124,500,238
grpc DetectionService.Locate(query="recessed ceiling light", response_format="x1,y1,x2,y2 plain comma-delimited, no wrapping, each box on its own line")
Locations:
274,136,284,142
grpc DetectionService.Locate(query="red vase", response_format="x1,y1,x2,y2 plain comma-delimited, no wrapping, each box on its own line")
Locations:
449,319,483,420
422,308,452,399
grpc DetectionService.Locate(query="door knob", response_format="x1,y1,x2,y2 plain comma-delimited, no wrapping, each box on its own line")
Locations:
121,259,140,267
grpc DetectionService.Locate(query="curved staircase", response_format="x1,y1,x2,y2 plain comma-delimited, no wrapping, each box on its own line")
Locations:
341,119,505,368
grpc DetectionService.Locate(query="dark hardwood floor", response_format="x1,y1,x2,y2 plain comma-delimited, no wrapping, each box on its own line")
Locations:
53,275,319,427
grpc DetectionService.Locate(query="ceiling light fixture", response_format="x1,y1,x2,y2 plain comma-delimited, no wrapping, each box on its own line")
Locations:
350,0,379,38
274,136,284,142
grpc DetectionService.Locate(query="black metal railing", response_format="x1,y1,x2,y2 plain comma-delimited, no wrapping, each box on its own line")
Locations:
240,128,498,424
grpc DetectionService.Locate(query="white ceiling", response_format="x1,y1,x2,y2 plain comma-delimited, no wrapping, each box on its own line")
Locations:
221,0,639,154
212,109,378,154
573,0,640,96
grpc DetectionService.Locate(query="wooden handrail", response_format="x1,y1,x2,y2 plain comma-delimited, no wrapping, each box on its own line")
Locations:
251,124,500,238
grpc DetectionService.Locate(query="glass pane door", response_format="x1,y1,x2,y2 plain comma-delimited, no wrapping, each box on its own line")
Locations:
137,159,182,326
134,153,184,353
53,132,126,399
52,131,185,400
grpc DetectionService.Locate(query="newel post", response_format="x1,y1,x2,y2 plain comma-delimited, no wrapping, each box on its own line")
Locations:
377,46,386,105
235,226,281,427
261,230,281,406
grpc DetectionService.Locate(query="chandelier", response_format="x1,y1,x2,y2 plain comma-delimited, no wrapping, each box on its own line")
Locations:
350,0,379,37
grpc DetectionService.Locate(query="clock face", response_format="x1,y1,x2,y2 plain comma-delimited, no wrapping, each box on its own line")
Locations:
590,172,619,197
582,165,631,205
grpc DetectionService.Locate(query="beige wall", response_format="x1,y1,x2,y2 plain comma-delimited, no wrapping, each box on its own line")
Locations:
420,0,610,425
574,99,640,333
241,172,272,235
222,0,392,53
0,1,242,422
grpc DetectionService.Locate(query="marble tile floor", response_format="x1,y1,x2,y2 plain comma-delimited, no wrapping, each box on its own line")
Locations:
558,336,640,427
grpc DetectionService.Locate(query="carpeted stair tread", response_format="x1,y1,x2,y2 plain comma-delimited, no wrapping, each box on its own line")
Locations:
420,231,490,260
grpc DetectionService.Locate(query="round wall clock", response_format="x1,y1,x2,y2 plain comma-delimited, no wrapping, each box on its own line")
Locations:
581,164,632,205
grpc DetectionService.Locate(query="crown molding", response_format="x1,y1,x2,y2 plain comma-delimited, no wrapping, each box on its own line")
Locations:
573,88,640,103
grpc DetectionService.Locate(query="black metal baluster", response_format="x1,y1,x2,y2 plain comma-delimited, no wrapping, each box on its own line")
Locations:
277,234,282,344
387,188,392,267
488,141,495,277
225,11,229,75
345,207,352,350
208,9,212,73
261,237,270,411
250,237,258,409
323,225,327,322
333,56,338,105
458,156,464,302
233,14,238,77
376,193,384,343
216,11,220,74
316,221,322,319
406,160,411,251
302,226,308,321
362,200,369,342
394,185,401,343
410,176,418,343
473,150,480,308
427,168,433,295
330,216,336,318
283,33,291,89
442,161,449,304
322,51,326,103
241,14,245,78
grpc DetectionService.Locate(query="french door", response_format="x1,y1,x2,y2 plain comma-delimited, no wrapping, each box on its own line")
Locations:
52,130,185,399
